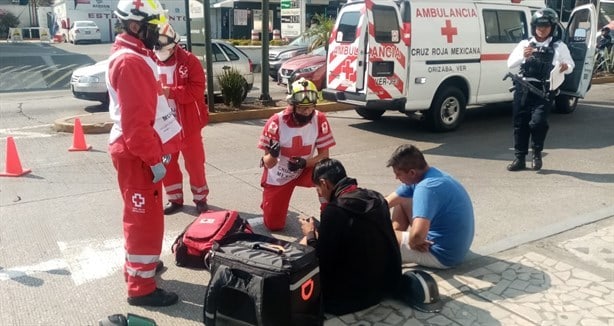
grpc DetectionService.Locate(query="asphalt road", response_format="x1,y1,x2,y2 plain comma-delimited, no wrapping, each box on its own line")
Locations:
0,84,613,324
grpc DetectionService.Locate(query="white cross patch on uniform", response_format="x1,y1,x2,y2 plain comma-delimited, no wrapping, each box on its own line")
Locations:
132,193,145,208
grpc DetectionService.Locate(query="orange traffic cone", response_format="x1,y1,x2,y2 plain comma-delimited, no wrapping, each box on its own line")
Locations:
0,136,31,177
69,118,92,151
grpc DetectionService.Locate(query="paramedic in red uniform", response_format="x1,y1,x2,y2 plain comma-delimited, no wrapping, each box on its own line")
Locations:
107,0,181,307
258,78,336,231
155,23,210,215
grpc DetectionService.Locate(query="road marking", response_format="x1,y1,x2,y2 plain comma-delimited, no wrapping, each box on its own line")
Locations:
0,124,55,140
0,259,69,282
57,235,178,286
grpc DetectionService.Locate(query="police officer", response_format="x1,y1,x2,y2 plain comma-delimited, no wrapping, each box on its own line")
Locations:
506,8,574,171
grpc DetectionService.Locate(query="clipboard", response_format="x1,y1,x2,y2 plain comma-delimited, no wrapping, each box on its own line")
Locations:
549,63,565,91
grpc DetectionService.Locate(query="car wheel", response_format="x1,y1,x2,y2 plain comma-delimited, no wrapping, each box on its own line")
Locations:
355,107,385,120
553,94,578,114
427,86,466,132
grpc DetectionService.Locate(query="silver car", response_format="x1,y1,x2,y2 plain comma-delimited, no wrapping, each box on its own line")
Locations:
70,40,254,105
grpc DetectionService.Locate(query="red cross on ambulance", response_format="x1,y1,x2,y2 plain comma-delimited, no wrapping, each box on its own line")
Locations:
340,59,356,82
440,19,457,43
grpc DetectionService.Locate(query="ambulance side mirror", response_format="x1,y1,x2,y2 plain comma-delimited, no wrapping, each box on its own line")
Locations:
573,28,587,42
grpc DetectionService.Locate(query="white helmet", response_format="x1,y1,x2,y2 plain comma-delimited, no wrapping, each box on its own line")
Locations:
114,0,167,24
158,23,180,47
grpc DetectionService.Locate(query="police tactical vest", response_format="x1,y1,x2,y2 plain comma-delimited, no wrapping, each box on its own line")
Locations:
521,41,556,81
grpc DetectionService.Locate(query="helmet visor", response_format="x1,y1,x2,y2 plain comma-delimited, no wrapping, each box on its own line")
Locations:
292,90,318,105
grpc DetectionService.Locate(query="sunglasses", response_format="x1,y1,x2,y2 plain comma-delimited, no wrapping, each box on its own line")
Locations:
292,90,318,105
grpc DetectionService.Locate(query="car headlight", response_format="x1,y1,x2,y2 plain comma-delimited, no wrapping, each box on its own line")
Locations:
279,52,296,60
296,64,324,74
78,75,101,83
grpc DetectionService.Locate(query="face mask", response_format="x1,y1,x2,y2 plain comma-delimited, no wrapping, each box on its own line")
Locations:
293,110,314,125
155,45,174,61
139,23,160,50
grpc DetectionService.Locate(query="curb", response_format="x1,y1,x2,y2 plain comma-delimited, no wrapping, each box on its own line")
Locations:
53,102,356,134
591,75,614,84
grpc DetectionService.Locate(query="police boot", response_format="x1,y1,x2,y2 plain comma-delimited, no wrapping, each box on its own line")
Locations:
507,156,526,171
532,151,542,171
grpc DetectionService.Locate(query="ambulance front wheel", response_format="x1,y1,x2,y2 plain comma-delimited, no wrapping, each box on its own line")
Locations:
355,107,385,120
427,86,466,132
553,94,578,114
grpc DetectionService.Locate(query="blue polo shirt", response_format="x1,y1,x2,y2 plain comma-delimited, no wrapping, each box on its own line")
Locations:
396,167,474,267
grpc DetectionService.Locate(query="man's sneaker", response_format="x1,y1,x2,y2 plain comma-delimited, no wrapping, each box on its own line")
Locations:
196,200,209,213
127,288,179,307
164,202,183,215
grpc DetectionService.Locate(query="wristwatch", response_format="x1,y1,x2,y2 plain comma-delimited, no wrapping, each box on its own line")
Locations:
306,231,317,246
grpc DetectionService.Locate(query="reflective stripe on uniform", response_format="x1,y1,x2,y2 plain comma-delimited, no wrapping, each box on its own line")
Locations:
191,185,209,194
165,183,183,192
125,266,156,278
126,254,159,264
167,193,183,200
193,194,206,201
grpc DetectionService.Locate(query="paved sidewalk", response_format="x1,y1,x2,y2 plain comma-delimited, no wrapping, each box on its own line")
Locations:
325,216,614,326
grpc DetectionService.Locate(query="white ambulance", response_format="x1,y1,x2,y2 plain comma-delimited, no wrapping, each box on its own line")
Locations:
323,0,597,131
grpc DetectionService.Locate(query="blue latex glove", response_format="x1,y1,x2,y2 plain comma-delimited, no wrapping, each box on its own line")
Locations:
150,162,166,183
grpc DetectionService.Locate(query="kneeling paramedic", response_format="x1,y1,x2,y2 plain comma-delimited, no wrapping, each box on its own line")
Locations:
257,78,336,231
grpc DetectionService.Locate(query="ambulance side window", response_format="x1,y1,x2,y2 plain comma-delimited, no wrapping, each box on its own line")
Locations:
372,6,400,43
483,10,527,44
337,12,360,43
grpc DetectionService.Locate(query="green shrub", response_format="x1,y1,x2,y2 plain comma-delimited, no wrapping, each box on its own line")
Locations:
217,68,245,108
0,10,20,39
269,39,288,46
250,40,262,46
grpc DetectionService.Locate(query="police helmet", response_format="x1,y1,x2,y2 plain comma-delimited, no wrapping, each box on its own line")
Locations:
531,8,558,31
288,78,319,106
399,270,443,313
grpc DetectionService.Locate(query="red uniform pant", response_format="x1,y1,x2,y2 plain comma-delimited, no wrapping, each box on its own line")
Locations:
261,167,314,231
163,132,209,204
111,141,163,297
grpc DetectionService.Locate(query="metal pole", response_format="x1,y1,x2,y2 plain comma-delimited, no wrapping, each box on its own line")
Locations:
185,0,192,52
259,0,273,104
203,0,215,110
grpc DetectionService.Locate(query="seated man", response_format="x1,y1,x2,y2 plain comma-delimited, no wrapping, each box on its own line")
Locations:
385,144,474,269
299,158,401,315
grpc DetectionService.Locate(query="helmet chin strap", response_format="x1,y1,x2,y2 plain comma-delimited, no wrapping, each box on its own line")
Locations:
136,22,159,50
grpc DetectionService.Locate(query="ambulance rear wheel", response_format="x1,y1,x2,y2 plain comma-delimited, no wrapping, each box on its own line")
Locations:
553,94,578,114
427,87,466,132
355,107,385,120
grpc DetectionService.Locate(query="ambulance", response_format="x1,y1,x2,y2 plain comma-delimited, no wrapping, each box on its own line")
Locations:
323,0,597,131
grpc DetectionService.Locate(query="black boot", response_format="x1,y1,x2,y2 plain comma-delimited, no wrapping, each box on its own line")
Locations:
164,201,183,215
532,151,542,171
127,288,179,307
507,157,526,171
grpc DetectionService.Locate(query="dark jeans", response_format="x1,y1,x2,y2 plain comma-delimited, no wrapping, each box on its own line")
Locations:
512,89,551,157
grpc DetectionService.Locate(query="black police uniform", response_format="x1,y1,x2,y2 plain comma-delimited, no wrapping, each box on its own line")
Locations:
512,41,555,162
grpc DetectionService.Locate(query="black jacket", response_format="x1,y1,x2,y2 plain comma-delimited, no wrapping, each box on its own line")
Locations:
315,177,402,315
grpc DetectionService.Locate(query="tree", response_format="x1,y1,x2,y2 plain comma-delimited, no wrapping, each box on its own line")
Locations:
0,9,20,39
303,13,335,52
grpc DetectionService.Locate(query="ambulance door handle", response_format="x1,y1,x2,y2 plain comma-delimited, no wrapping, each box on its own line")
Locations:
358,61,363,67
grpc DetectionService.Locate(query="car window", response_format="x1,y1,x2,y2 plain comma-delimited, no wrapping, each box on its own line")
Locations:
311,47,326,56
483,10,527,43
289,35,316,47
211,44,228,62
218,43,240,61
337,12,361,43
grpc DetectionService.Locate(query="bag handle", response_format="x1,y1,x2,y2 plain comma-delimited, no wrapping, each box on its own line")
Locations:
252,243,285,255
204,265,265,326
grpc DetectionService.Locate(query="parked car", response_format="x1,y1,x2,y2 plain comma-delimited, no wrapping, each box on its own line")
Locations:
68,21,101,44
278,46,326,93
268,34,317,81
70,40,254,105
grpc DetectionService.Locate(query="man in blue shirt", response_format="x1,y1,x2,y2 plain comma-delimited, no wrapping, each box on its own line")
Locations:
385,144,474,268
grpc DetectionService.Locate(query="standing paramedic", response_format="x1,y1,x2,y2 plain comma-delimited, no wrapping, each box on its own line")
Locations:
107,0,182,307
154,23,210,215
257,78,336,231
506,8,574,171
385,144,474,269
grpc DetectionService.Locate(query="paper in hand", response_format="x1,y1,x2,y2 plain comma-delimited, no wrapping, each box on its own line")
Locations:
550,63,565,91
